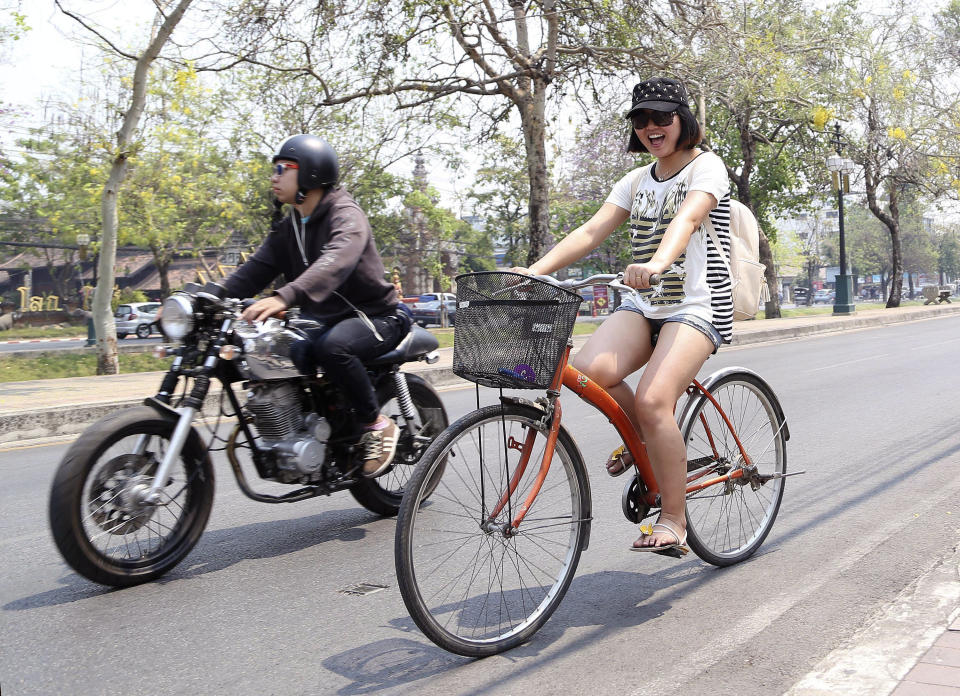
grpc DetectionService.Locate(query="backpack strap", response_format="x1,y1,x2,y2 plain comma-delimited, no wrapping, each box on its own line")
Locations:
702,214,733,280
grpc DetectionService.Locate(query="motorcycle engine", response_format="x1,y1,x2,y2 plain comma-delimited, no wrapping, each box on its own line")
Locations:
245,382,331,483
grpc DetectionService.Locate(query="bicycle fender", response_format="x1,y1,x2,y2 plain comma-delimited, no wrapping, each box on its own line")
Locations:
498,395,545,412
683,366,790,441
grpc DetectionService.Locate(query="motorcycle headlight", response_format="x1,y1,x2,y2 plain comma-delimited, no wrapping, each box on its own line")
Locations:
160,294,195,340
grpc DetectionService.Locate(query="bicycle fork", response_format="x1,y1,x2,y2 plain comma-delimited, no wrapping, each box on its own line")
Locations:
483,399,564,536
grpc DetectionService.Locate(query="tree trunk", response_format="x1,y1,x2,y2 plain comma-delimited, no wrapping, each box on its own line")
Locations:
863,162,905,309
158,257,171,299
521,80,550,267
730,122,781,318
89,0,194,374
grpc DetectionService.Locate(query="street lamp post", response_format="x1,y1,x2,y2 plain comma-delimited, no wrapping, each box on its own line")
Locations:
826,124,856,316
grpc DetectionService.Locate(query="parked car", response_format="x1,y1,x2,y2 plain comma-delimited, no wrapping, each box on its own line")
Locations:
115,302,162,339
410,292,456,327
812,289,835,304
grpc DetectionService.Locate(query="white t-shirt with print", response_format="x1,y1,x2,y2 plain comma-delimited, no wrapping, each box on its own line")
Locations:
604,151,734,342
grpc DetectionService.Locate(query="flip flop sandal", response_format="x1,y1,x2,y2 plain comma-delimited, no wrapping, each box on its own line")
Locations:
631,521,689,558
605,445,633,477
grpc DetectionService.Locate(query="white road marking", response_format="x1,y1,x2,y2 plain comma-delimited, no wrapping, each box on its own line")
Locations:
806,354,891,372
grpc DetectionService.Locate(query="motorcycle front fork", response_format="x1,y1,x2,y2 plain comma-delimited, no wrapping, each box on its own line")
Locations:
139,376,211,506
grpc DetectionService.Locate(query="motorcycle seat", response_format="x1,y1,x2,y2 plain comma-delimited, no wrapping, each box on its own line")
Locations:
366,325,440,366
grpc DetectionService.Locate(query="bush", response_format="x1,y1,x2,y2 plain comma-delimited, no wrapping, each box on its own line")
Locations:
111,287,149,312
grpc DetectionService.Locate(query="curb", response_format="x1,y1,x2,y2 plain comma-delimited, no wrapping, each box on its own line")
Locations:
1,342,159,355
730,303,960,346
0,366,462,446
0,336,88,345
786,535,960,695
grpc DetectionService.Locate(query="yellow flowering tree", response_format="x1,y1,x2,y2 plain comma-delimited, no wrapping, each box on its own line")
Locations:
121,65,269,298
842,1,960,308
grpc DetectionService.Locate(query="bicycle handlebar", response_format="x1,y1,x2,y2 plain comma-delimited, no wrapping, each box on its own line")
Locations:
527,272,661,294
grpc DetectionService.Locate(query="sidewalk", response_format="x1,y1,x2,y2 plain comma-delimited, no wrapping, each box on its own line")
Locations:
2,301,960,694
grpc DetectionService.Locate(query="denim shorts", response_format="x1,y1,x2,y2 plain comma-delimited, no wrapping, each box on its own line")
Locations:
614,304,723,353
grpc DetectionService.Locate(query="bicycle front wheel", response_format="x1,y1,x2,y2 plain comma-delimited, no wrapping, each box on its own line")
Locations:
681,371,787,566
395,402,591,657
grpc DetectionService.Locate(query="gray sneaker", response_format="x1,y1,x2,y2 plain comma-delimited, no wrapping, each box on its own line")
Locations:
359,419,399,478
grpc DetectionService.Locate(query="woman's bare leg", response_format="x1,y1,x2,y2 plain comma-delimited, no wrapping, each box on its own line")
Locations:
631,322,714,548
571,310,654,441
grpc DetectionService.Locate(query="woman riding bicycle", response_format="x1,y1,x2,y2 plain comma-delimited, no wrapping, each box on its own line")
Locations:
513,77,733,555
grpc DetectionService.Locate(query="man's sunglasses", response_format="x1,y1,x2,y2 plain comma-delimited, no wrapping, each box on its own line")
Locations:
273,162,299,176
631,110,677,129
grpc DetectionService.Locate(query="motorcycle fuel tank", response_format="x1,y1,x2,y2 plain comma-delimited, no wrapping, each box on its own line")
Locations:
234,318,312,380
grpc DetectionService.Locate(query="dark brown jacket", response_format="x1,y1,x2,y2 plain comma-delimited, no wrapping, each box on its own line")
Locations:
224,188,397,322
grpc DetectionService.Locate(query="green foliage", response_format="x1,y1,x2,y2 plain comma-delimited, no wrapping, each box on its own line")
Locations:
467,134,530,268
401,186,494,287
692,0,855,237
122,65,271,292
112,287,148,312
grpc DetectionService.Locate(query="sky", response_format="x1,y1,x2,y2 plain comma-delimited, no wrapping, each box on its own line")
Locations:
1,2,147,123
0,1,474,210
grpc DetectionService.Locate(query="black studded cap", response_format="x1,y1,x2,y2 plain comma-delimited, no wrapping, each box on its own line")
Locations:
625,77,690,117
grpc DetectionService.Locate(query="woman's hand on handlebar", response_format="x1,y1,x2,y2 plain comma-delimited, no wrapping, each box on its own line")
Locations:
240,295,287,322
509,266,535,276
622,263,665,289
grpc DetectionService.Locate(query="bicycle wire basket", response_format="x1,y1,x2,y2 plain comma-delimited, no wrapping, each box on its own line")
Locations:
453,272,583,390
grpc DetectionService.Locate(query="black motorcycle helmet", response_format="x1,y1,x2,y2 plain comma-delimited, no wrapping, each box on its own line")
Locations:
272,134,339,203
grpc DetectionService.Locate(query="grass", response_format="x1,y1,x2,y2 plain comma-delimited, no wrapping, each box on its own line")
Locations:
0,351,172,383
756,300,924,319
0,325,90,340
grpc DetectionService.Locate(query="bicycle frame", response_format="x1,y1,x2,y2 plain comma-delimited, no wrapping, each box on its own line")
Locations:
489,341,756,531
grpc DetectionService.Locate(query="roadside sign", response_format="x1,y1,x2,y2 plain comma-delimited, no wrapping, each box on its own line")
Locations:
593,285,608,309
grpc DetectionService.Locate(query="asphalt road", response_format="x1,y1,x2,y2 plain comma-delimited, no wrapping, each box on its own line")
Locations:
0,337,164,353
2,317,960,695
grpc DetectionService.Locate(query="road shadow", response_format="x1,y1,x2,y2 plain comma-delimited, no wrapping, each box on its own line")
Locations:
3,507,378,611
322,561,724,695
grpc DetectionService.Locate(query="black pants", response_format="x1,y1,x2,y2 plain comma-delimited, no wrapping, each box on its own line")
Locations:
293,309,411,424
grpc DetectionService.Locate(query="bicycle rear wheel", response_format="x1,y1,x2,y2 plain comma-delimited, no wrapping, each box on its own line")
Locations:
680,371,787,566
395,402,591,657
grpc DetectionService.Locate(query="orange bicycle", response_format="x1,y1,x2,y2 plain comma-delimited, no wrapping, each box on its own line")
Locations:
395,271,792,657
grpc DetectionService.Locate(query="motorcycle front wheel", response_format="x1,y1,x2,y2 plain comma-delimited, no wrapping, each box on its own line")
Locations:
49,406,214,587
350,373,448,516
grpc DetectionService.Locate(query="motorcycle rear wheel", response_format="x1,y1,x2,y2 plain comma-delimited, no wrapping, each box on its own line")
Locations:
49,406,214,587
350,373,448,516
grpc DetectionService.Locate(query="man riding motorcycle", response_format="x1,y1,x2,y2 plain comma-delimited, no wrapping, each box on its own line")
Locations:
224,134,410,478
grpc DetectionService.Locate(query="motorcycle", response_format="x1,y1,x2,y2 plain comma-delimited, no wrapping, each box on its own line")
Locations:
48,281,449,587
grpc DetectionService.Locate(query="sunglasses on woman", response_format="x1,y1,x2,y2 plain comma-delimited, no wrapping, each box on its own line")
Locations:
273,162,299,176
631,110,677,129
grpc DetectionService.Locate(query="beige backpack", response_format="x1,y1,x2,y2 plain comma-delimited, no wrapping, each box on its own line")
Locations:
704,200,770,320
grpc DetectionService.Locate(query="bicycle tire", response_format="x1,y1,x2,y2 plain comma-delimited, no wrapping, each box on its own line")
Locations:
395,401,591,657
680,370,787,566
